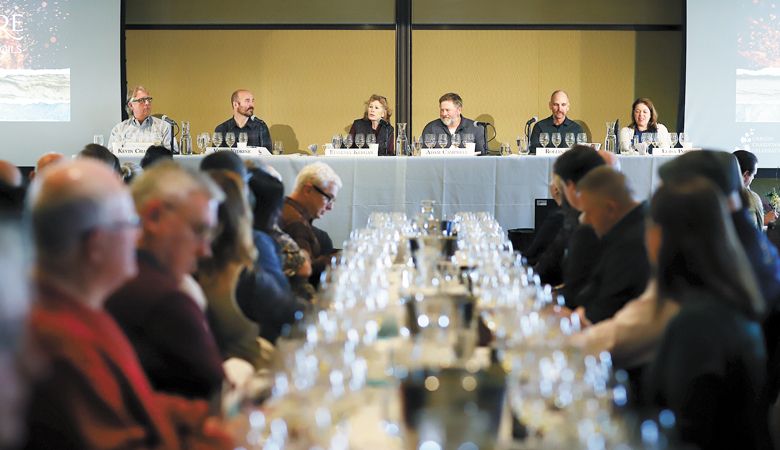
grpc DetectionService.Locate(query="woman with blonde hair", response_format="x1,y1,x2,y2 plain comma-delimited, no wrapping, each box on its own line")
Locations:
348,94,395,156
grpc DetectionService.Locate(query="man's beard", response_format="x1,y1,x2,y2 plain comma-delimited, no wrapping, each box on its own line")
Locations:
441,117,453,126
239,107,254,117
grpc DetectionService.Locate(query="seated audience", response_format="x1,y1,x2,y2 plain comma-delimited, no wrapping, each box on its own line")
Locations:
198,170,267,369
140,145,174,169
106,161,225,401
25,159,230,449
645,177,766,450
525,174,566,285
348,94,395,156
121,161,142,184
0,160,24,214
78,143,122,175
238,168,309,343
550,145,605,306
280,162,342,286
573,166,649,323
734,149,777,229
28,152,64,181
618,97,672,153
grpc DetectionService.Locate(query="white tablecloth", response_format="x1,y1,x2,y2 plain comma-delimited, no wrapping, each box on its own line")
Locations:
119,154,676,246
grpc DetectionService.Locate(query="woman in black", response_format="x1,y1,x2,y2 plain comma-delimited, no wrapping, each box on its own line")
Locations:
645,177,766,450
348,94,395,156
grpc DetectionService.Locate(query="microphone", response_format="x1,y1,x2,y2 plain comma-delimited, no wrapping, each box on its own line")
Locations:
473,120,491,127
526,116,538,126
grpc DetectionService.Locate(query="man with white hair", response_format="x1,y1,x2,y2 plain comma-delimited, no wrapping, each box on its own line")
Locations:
108,85,178,152
106,161,225,401
25,159,230,449
280,162,342,284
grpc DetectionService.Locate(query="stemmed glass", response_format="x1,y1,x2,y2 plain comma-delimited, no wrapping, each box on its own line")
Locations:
438,134,448,149
551,132,562,148
564,132,575,148
451,133,462,148
343,134,353,149
332,134,342,149
225,132,236,148
238,132,248,147
679,132,689,149
411,136,422,156
196,132,210,154
670,132,679,148
366,133,376,147
641,133,653,153
576,132,587,145
539,132,550,148
424,134,435,149
273,141,284,155
500,142,511,156
212,131,223,150
517,135,529,155
355,133,365,149
464,133,475,145
633,135,642,154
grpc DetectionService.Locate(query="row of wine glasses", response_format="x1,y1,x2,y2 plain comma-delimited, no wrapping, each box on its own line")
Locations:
538,132,587,149
331,133,376,149
421,133,476,149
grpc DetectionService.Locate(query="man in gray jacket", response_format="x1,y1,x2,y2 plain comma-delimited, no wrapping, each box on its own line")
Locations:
421,92,487,155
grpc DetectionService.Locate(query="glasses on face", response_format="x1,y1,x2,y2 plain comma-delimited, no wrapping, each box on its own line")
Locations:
311,184,335,205
130,97,153,104
162,201,216,242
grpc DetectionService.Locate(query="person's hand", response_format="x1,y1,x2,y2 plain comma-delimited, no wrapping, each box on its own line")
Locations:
765,209,779,226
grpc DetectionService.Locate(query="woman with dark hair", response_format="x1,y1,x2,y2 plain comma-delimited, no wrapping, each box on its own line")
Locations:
236,168,308,343
197,170,266,369
645,177,766,450
618,97,672,152
348,94,395,156
78,143,121,175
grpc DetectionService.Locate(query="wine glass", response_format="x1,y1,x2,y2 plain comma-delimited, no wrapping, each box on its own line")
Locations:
238,132,248,147
539,132,550,148
517,135,529,155
93,134,104,146
633,135,642,155
670,132,679,148
451,133,462,148
678,132,688,148
273,141,284,155
355,133,365,149
196,132,210,154
332,134,342,149
212,131,223,149
225,132,236,148
564,132,575,148
424,134,435,149
576,132,587,145
366,133,376,147
500,142,511,156
343,134,353,149
438,134,448,149
551,132,561,148
412,136,422,156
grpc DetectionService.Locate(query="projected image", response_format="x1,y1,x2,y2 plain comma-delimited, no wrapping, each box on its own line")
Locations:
737,0,780,123
0,0,70,122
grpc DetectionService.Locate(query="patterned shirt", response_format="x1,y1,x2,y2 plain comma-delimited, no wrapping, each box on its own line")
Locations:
108,115,178,152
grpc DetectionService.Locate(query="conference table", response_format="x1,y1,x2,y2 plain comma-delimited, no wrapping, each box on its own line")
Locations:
118,153,677,246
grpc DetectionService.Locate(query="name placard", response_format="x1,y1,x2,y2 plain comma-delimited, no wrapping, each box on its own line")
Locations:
114,142,155,155
536,147,570,156
421,145,476,157
205,147,270,157
654,147,682,156
324,144,379,157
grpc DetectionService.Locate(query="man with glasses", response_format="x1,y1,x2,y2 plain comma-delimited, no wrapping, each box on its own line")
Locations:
108,85,178,152
280,162,342,285
214,89,272,149
106,161,225,401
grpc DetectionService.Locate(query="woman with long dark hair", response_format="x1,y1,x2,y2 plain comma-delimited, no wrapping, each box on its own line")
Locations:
645,177,766,450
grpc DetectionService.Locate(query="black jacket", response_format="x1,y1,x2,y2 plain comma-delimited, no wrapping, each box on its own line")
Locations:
348,118,395,156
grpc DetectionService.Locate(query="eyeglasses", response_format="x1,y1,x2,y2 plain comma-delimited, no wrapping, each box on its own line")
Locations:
311,184,335,205
81,215,140,239
130,96,153,104
162,201,216,241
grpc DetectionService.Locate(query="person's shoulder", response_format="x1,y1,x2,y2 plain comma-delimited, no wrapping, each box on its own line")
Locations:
214,117,233,131
422,118,442,130
655,123,669,133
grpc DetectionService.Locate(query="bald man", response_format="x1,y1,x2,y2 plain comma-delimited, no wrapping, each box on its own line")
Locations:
214,89,271,149
29,152,64,180
24,159,230,450
530,90,585,154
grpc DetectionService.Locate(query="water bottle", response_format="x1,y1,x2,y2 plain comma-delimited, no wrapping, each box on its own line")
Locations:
180,121,192,155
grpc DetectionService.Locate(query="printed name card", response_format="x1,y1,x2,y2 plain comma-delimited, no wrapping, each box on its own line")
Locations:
115,142,155,155
205,147,270,156
324,143,379,157
536,147,570,156
421,146,476,157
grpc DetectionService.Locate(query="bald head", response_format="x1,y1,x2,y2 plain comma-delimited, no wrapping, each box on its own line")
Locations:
549,90,571,125
0,161,21,188
577,166,639,237
29,152,65,181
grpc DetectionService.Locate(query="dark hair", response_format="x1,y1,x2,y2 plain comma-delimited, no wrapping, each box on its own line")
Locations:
79,144,121,175
439,92,463,108
629,97,659,131
247,168,284,233
200,151,248,182
552,145,605,183
199,170,255,274
733,149,758,176
651,177,764,319
140,145,173,169
658,150,742,196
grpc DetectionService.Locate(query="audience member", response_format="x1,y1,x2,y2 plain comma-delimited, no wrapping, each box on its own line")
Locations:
551,145,605,306
0,160,24,214
200,150,248,181
214,89,271,149
105,161,225,401
238,167,309,343
529,90,585,154
421,93,487,154
78,143,121,175
348,94,395,156
525,174,566,285
28,152,64,181
108,85,178,152
280,162,342,286
25,159,230,449
198,170,266,369
140,145,174,169
645,177,765,450
121,161,142,184
573,166,649,323
734,149,777,229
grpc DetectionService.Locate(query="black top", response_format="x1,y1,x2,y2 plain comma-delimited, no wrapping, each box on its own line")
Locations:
420,116,487,155
531,203,577,287
529,116,584,154
574,202,650,323
561,222,602,309
348,118,395,156
214,116,272,149
646,290,766,450
525,209,565,267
